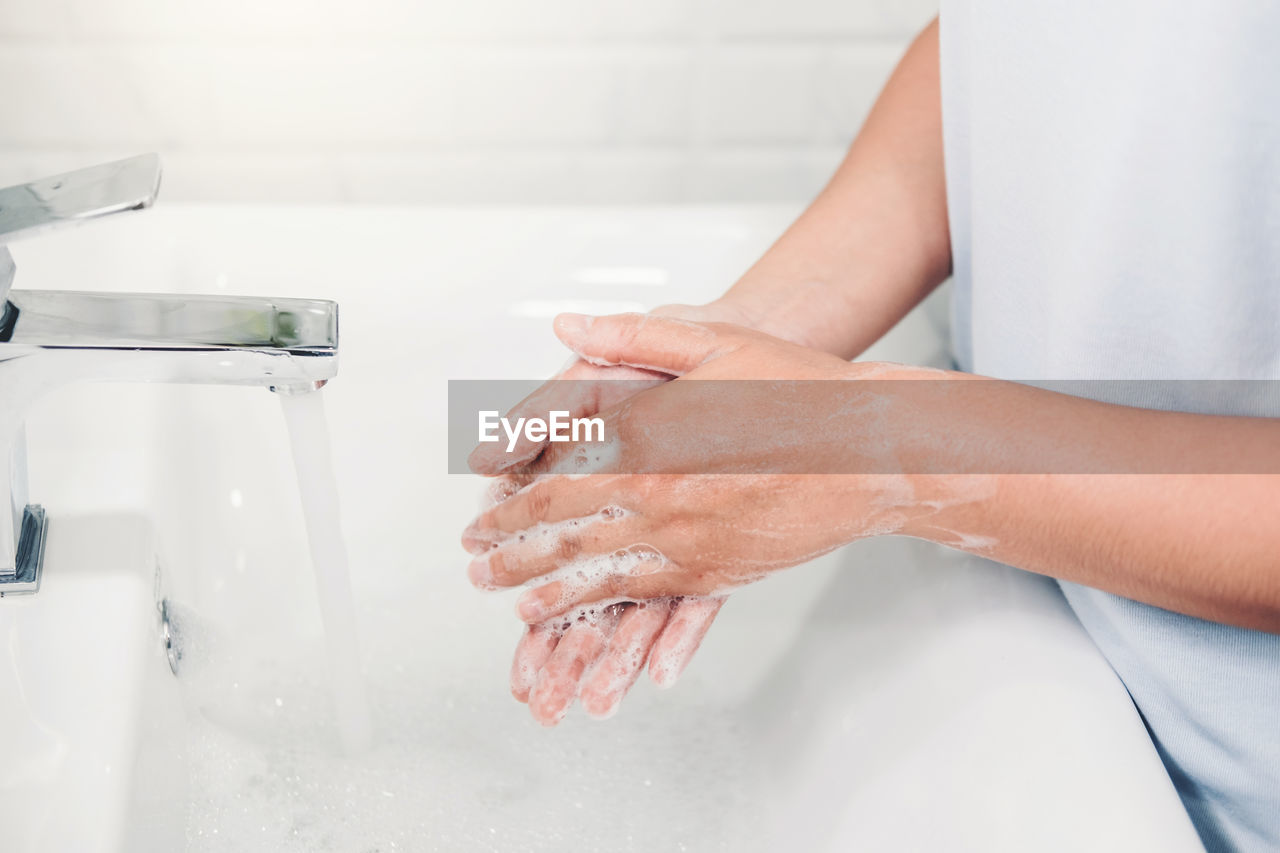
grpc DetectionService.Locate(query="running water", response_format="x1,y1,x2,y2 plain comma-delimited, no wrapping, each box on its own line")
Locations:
278,389,372,755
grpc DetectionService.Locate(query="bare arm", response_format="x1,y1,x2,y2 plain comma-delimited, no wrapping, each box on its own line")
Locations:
903,379,1280,632
468,317,1280,635
712,18,950,358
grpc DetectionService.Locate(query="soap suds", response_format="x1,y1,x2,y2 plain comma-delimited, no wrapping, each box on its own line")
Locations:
547,435,621,477
174,579,759,853
648,597,726,689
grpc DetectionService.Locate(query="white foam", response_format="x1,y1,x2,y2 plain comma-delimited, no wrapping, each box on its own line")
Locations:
531,543,669,616
579,600,673,718
176,576,760,853
547,435,621,476
489,505,628,556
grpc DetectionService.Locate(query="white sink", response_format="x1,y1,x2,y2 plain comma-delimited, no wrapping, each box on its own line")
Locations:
0,205,1202,852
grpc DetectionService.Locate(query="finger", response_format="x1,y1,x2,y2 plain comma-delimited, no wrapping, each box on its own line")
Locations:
463,476,528,554
510,622,561,703
464,474,630,542
514,555,674,623
483,475,527,507
467,359,668,476
527,607,622,726
579,599,673,719
649,596,726,689
466,515,644,590
553,313,729,377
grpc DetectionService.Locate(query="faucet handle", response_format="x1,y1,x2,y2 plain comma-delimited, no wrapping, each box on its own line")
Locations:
0,153,161,247
0,250,13,322
0,153,161,307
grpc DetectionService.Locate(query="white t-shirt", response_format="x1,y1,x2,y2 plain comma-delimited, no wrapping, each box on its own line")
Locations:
940,1,1280,849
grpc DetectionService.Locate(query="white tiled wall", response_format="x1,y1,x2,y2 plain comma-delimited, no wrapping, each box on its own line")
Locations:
0,0,936,203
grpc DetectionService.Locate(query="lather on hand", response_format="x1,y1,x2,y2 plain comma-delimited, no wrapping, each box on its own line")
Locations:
459,14,958,725
464,303,754,725
463,313,979,715
472,310,1280,645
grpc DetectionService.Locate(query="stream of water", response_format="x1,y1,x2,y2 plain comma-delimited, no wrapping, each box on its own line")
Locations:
179,394,759,851
279,390,372,755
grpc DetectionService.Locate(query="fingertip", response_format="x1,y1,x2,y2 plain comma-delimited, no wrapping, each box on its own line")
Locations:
460,531,484,555
531,704,568,727
466,555,496,590
646,630,692,690
510,623,560,702
581,692,622,720
516,584,562,623
460,512,496,552
648,658,681,690
528,678,572,727
553,312,594,347
647,597,724,689
516,593,545,623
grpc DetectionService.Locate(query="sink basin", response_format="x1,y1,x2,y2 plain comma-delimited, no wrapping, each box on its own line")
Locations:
0,205,1202,851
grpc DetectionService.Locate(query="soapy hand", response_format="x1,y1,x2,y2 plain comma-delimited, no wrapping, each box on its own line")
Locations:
473,465,725,724
466,303,749,725
465,313,953,685
467,301,756,477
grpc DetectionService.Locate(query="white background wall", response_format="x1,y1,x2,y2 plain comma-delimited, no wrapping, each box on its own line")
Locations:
0,0,936,204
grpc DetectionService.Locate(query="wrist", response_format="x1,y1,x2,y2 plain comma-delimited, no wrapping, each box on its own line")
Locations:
697,295,771,334
860,368,997,545
893,475,997,545
715,293,827,348
650,295,816,347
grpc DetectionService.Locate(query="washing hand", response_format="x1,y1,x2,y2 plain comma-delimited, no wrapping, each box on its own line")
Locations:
465,304,750,725
464,313,968,708
472,460,725,724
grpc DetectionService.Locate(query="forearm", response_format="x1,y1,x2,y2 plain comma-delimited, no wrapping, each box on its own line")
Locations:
716,18,951,358
896,379,1280,631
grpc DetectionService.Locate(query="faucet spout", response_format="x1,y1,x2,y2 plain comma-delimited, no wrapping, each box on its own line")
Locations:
0,153,341,593
1,289,338,383
0,289,339,589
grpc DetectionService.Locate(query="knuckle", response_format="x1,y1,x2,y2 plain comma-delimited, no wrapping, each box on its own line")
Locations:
620,313,644,340
632,573,670,601
526,485,553,522
635,473,674,502
600,313,642,358
488,551,514,584
614,397,647,434
602,574,629,600
554,534,582,562
650,302,690,318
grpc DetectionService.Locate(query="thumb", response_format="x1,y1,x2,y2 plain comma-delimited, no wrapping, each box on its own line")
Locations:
553,312,725,376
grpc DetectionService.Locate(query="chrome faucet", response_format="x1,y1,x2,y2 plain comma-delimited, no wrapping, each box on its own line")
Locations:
0,155,339,594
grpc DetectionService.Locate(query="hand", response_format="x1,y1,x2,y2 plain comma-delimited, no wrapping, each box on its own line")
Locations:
468,301,755,477
506,595,725,724
472,469,726,725
464,312,946,627
465,302,751,726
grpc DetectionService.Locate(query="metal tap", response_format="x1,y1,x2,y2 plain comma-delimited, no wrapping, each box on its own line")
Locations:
0,155,339,593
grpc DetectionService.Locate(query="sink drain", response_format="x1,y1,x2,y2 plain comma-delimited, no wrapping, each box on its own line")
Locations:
160,598,181,675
